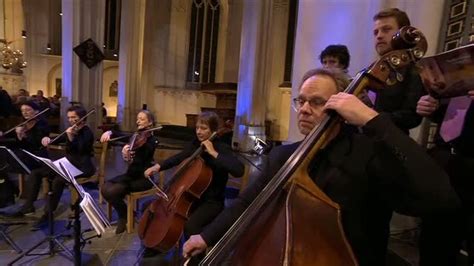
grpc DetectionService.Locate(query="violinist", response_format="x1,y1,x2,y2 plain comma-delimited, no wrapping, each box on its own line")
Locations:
7,106,95,229
182,68,459,265
0,101,50,204
0,101,50,166
101,110,159,234
143,111,244,261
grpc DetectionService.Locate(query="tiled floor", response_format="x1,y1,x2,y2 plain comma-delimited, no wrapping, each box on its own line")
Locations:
0,144,458,266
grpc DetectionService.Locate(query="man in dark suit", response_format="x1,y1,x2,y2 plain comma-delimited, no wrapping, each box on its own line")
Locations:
372,8,426,133
417,92,474,265
181,68,460,265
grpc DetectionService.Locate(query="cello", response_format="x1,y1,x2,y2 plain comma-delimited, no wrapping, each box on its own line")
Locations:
138,132,219,251
200,26,428,265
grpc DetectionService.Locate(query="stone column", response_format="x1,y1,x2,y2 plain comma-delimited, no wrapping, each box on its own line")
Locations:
116,0,147,131
233,0,273,152
61,0,105,134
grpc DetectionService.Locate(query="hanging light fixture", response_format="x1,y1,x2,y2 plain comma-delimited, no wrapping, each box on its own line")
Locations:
0,39,27,71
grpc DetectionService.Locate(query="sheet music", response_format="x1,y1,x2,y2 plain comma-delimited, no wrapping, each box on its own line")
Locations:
21,149,71,182
21,154,110,236
58,162,86,197
59,161,110,235
80,193,110,235
54,157,83,178
418,43,474,98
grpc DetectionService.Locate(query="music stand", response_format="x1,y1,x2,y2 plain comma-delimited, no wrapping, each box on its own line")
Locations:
8,150,110,266
58,161,110,266
8,150,74,265
0,146,31,253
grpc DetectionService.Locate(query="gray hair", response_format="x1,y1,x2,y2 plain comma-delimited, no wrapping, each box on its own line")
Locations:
297,68,350,93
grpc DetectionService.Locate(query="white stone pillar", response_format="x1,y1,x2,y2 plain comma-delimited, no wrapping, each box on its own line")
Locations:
233,0,273,152
116,0,147,131
61,0,105,134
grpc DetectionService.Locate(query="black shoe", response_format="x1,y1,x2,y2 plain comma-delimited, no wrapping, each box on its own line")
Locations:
30,214,48,231
3,204,35,217
115,218,126,234
142,247,161,258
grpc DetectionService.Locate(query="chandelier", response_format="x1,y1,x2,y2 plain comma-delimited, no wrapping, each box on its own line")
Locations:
0,39,27,72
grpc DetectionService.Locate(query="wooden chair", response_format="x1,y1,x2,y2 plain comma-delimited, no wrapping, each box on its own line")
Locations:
107,171,165,233
226,163,250,194
70,141,108,204
18,174,51,200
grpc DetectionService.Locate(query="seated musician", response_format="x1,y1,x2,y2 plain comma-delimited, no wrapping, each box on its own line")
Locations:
142,111,244,260
8,106,95,229
100,110,159,234
0,101,50,205
182,68,461,265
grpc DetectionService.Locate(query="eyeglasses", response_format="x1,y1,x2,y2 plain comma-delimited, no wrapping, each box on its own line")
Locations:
292,97,327,111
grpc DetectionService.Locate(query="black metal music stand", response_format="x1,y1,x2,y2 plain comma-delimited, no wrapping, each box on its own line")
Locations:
7,150,75,265
8,177,74,265
60,161,109,266
0,146,31,253
8,150,109,266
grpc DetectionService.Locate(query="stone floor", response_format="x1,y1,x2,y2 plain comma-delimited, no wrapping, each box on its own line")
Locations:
0,144,467,265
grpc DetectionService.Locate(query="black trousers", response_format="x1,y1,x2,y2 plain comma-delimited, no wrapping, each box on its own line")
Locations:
420,148,474,266
101,174,152,219
25,166,92,214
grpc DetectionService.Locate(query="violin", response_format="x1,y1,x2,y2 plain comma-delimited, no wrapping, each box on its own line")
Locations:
121,126,163,162
106,126,163,143
48,109,96,145
1,108,50,137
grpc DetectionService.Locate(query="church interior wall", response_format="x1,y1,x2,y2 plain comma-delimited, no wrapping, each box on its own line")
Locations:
1,0,447,138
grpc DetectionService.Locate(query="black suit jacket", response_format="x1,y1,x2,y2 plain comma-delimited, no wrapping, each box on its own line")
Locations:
201,114,461,265
374,64,425,133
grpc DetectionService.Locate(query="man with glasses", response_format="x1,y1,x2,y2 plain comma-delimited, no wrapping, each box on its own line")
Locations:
182,68,459,265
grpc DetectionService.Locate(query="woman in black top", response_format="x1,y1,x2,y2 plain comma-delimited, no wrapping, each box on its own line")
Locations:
0,100,50,169
144,112,244,262
101,110,159,234
0,101,50,207
12,106,95,228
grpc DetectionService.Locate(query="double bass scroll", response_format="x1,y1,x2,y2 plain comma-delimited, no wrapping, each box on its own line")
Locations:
200,26,428,266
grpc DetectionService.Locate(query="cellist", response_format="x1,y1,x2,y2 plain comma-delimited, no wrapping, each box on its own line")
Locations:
101,110,159,234
143,111,244,262
183,68,460,265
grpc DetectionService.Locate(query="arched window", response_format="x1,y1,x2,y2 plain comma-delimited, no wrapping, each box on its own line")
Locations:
186,0,220,83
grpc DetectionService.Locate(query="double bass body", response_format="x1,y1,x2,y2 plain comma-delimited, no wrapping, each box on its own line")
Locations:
229,171,357,265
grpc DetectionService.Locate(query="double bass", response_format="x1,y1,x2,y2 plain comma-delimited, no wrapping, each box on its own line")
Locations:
200,26,428,265
137,132,218,251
